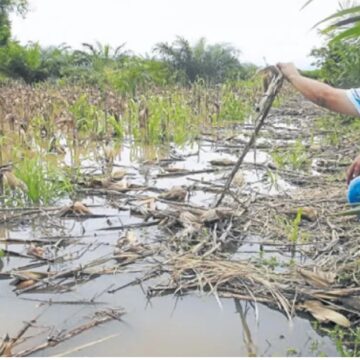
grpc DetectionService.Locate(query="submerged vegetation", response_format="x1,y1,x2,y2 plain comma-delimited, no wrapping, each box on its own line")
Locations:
13,154,72,204
2,0,360,357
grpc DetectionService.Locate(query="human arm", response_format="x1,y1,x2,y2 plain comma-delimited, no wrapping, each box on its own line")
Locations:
347,155,360,185
277,62,359,117
277,63,360,184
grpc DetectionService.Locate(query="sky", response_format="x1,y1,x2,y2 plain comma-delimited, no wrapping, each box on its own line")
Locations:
11,0,341,69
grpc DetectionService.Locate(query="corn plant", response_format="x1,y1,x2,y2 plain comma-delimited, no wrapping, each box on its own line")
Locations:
14,154,72,205
69,94,105,135
272,140,310,171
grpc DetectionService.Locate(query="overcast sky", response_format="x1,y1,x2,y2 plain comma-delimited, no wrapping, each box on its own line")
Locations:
11,0,341,69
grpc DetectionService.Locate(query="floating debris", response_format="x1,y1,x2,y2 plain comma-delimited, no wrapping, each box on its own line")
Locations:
158,186,188,201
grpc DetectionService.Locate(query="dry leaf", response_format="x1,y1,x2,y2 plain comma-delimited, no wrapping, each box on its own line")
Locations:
298,268,336,288
311,288,360,300
15,279,36,290
111,168,126,180
210,159,236,167
138,198,156,211
3,171,28,192
200,207,233,224
27,245,45,258
130,198,157,217
0,334,13,357
60,201,92,217
179,211,200,227
72,201,92,215
90,177,112,188
12,271,47,281
158,186,187,201
232,171,245,187
200,209,219,223
300,300,350,328
116,230,138,248
108,179,128,191
126,230,137,245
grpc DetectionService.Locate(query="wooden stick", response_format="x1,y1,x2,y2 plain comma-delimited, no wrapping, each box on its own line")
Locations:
214,67,284,207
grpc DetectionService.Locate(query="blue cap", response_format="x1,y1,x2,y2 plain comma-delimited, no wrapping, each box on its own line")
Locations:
348,177,360,204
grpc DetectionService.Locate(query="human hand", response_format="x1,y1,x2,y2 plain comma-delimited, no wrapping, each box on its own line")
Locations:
276,63,300,82
346,154,360,185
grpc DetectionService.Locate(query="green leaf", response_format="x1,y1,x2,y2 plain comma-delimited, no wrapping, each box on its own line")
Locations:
313,5,360,29
332,15,360,28
329,25,360,43
300,0,315,11
332,206,360,217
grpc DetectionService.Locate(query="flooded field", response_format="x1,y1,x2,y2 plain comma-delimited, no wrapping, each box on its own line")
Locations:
1,82,360,357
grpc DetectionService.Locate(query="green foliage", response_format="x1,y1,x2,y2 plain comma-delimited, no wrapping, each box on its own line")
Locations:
300,68,322,80
286,348,299,357
154,36,246,85
236,62,258,80
307,1,360,89
0,10,10,46
69,94,127,137
316,4,360,43
289,208,302,243
272,140,310,171
107,115,124,138
304,1,360,42
69,94,103,133
39,44,73,79
14,154,72,205
105,57,171,96
219,79,258,122
321,325,360,357
220,86,247,122
0,0,28,16
0,41,69,83
0,35,257,90
310,39,360,87
274,211,310,244
73,41,128,69
259,255,280,270
0,0,28,45
129,92,196,144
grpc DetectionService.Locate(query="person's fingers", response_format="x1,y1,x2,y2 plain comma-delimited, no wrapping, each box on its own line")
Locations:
347,161,360,185
353,163,360,178
276,63,286,72
347,163,355,185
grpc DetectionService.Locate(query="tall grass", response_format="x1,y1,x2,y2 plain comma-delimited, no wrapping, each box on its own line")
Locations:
14,154,72,205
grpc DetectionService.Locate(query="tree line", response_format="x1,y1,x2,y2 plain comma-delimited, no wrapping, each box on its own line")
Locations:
1,0,360,90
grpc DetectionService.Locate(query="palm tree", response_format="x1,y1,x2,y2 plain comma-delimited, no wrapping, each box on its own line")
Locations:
304,0,360,42
72,41,129,68
154,36,241,84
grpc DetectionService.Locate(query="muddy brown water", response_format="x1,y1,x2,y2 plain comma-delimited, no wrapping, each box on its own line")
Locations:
0,133,340,356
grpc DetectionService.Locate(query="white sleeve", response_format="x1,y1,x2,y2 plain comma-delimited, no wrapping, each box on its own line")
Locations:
346,88,360,115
